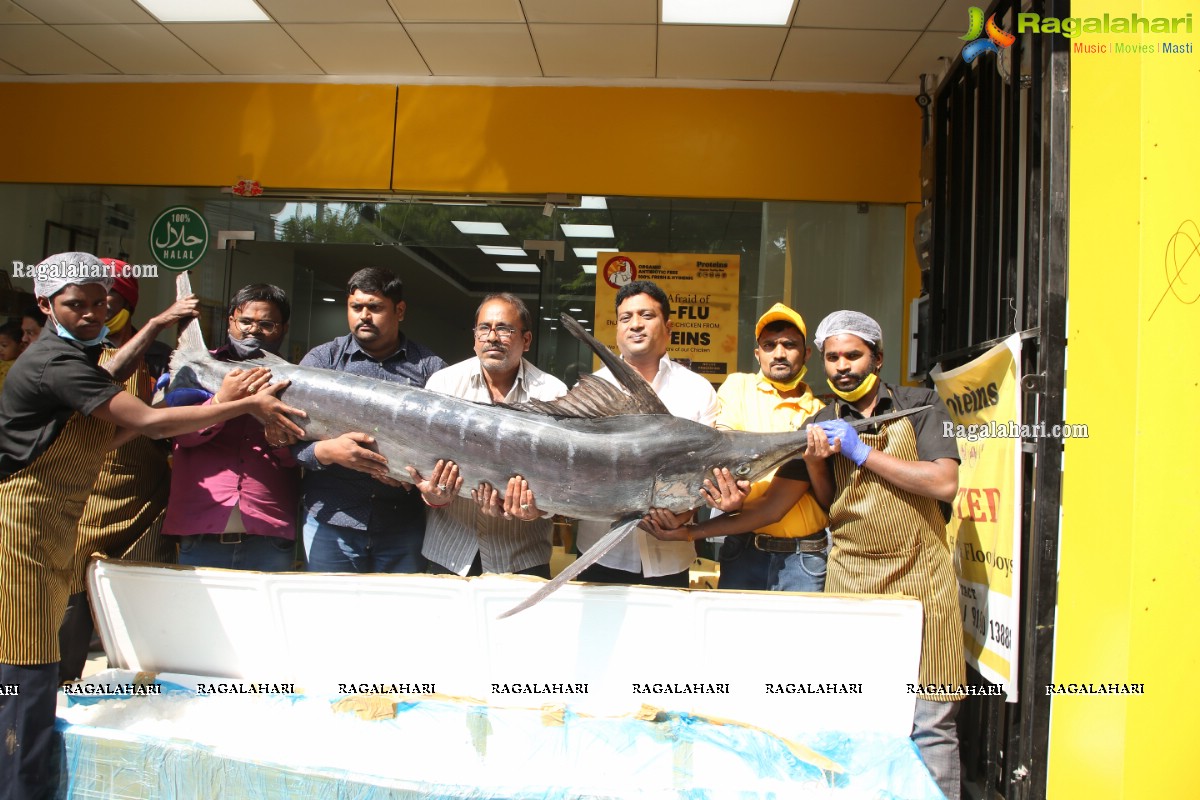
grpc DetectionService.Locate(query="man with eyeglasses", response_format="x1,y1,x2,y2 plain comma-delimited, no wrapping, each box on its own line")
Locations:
410,293,567,578
161,283,303,572
295,267,446,573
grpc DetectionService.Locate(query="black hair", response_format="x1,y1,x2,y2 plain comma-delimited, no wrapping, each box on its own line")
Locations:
476,293,532,332
227,284,291,323
0,320,22,342
615,280,671,319
21,304,46,326
347,267,404,304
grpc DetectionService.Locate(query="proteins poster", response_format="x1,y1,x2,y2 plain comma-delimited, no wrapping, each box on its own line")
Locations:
592,252,740,383
930,335,1023,701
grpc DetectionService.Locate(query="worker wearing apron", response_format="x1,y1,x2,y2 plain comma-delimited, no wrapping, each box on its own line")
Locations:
0,253,305,800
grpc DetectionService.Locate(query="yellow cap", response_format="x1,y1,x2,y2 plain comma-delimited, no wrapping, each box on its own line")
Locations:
755,302,807,341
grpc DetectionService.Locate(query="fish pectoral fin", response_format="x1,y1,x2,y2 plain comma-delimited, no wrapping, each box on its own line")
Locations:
242,350,289,367
497,516,644,619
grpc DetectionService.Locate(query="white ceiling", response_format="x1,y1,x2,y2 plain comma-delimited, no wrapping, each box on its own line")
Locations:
0,0,975,88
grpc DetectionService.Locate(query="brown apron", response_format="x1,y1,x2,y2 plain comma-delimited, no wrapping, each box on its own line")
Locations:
826,417,966,702
0,412,114,664
69,351,172,593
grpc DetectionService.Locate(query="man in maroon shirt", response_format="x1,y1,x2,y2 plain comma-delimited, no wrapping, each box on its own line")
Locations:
162,284,301,571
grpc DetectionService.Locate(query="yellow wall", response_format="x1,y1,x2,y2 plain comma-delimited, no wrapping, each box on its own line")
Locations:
1051,1,1200,796
0,83,398,189
0,83,919,204
391,85,919,202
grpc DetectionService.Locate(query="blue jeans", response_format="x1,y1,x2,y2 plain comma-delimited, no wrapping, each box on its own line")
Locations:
304,515,427,574
177,534,296,571
912,699,961,800
719,533,828,593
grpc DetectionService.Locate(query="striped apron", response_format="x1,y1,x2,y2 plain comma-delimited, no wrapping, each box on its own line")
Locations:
0,412,114,664
826,417,966,702
69,351,172,593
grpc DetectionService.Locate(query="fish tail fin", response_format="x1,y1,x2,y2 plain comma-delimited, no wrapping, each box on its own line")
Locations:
174,271,208,356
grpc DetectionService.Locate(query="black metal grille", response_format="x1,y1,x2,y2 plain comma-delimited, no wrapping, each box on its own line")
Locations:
923,2,1070,798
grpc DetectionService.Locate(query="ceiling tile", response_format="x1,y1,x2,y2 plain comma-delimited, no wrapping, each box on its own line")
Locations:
929,0,978,33
405,23,540,76
0,1,39,23
774,28,917,83
521,0,656,24
530,23,654,78
166,23,321,74
55,24,217,74
658,25,788,81
389,0,523,23
285,23,428,74
12,0,153,24
792,0,943,31
891,30,967,85
257,0,397,23
0,23,118,72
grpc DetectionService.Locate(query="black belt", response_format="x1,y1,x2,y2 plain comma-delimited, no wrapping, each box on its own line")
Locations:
752,532,827,554
193,532,248,545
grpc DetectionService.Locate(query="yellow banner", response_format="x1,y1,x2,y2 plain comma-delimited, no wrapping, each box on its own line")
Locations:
592,252,740,382
930,335,1023,701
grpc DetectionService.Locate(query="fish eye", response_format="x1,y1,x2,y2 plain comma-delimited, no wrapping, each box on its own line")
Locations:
733,464,751,477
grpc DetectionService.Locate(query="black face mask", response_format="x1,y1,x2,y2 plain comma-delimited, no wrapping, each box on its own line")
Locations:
229,334,282,359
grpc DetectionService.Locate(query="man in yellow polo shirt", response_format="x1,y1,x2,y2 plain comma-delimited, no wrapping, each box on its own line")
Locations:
714,303,829,592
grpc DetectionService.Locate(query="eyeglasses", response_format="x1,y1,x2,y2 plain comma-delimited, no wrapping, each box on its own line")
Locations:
472,323,522,341
234,318,281,335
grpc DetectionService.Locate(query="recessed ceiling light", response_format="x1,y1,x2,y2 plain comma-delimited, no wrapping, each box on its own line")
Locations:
478,245,527,257
568,307,582,312
453,221,509,236
322,297,336,302
573,247,618,259
662,0,794,26
542,317,555,321
580,196,607,210
561,224,614,239
134,0,269,22
497,263,540,273
575,319,590,324
581,265,597,275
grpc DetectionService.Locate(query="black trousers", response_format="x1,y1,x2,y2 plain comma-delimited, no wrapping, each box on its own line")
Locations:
57,592,94,685
0,662,61,800
428,553,551,579
575,562,690,588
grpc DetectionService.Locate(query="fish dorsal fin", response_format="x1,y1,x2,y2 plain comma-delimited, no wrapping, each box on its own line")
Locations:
560,313,668,414
506,374,647,418
504,314,670,418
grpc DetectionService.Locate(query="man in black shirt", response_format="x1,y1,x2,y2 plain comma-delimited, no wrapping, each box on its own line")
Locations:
0,253,306,799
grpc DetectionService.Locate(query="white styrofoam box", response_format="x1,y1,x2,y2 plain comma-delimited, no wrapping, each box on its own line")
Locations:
89,559,924,737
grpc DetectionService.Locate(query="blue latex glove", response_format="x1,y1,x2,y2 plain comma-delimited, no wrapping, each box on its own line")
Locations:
165,387,214,407
818,419,872,466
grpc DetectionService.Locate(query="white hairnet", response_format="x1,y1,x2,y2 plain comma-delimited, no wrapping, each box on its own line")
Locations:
813,310,883,352
32,252,113,299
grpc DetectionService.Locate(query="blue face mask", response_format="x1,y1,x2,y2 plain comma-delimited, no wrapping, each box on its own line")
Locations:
48,309,108,347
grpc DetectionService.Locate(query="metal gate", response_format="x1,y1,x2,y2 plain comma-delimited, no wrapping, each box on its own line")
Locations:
915,1,1070,797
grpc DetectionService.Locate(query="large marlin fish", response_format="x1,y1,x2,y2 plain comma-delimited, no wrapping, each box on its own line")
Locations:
169,274,923,614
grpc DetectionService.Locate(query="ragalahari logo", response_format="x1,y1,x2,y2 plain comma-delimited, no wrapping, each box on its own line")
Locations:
961,7,1016,62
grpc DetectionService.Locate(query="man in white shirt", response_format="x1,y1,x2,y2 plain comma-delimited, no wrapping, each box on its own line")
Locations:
414,293,567,577
575,280,718,587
